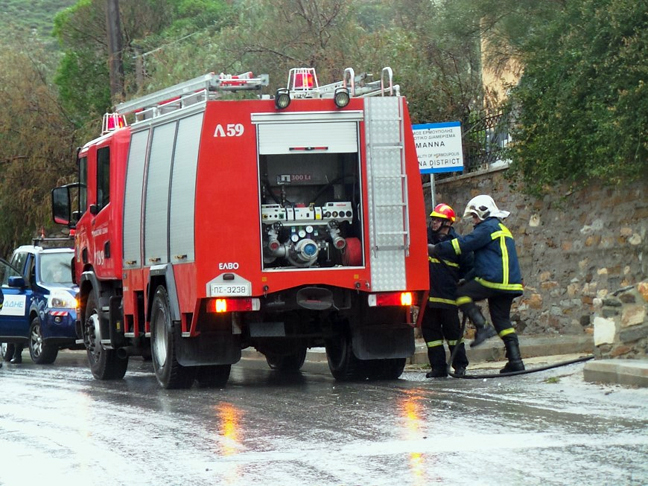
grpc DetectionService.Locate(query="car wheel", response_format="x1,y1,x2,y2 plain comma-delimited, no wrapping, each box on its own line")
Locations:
1,343,15,362
150,286,195,389
85,291,128,380
29,317,59,364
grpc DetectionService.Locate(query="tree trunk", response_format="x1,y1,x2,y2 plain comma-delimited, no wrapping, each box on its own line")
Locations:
106,0,124,104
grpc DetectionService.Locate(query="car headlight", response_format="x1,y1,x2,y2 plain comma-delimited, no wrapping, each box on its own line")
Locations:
47,290,78,309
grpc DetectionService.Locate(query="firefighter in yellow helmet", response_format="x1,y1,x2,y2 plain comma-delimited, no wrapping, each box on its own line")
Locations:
422,203,473,378
430,195,525,373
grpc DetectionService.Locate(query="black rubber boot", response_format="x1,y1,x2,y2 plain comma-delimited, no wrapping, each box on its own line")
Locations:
462,304,496,348
453,368,466,377
425,345,448,378
448,343,468,376
500,334,525,373
10,345,23,364
426,368,448,378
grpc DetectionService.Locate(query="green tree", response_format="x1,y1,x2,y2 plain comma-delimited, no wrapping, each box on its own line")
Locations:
507,0,648,193
0,44,77,257
52,0,231,127
209,0,365,90
52,0,112,129
369,0,484,124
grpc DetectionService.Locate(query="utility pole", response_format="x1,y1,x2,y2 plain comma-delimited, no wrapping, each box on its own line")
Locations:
106,0,124,103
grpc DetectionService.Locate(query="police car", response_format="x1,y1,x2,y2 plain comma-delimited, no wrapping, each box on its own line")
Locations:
0,243,80,364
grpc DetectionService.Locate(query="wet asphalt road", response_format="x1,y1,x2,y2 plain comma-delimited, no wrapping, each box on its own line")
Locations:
0,351,647,486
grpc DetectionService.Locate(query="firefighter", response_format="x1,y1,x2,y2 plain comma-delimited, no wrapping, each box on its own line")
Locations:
422,203,473,378
430,195,525,373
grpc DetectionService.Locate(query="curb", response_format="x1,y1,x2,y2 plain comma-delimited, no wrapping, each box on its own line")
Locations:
583,359,648,388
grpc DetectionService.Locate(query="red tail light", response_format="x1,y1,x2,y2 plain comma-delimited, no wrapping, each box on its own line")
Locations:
207,298,260,313
367,292,414,307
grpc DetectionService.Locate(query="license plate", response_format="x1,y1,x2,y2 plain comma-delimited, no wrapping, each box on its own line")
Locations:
210,284,251,296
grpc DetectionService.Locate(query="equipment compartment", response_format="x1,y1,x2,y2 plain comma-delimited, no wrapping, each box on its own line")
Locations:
259,151,363,270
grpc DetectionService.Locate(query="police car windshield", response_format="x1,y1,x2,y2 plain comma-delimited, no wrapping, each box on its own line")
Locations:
39,253,74,286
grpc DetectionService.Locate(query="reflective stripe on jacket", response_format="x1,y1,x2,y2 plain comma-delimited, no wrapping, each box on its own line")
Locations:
428,227,473,308
437,217,523,294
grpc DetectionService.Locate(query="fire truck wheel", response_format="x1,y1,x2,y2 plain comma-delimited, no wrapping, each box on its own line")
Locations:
150,286,196,389
1,343,15,362
85,291,129,380
265,346,307,372
325,322,366,381
195,365,231,388
363,358,406,380
29,317,58,365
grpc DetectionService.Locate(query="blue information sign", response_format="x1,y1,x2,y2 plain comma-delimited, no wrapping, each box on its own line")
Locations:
412,121,464,174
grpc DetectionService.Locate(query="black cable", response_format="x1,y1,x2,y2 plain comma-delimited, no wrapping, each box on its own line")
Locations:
446,314,594,379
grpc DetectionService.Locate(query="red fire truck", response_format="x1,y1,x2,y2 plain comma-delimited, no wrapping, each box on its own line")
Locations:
52,67,429,389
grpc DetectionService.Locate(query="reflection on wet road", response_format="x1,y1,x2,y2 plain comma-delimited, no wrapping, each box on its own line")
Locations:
0,352,647,485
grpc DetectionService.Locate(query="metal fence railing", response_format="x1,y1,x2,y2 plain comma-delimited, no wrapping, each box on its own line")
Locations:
461,110,511,173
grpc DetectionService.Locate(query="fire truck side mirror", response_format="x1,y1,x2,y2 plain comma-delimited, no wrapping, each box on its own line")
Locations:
89,204,99,216
52,186,72,226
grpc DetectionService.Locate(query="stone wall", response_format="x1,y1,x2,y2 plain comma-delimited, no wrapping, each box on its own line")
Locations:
593,281,648,358
430,168,648,336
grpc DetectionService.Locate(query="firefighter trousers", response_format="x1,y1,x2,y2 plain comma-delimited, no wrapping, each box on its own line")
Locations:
421,306,469,371
456,279,520,337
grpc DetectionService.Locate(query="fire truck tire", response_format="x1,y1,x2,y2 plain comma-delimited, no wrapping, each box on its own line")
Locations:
363,358,406,380
265,346,307,372
195,365,231,388
150,286,196,389
29,317,58,365
85,291,129,380
1,343,15,362
325,322,366,381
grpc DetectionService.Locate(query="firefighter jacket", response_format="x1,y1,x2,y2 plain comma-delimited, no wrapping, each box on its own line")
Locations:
436,217,523,295
428,227,473,309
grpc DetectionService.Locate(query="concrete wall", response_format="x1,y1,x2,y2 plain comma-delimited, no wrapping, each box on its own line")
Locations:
429,167,648,337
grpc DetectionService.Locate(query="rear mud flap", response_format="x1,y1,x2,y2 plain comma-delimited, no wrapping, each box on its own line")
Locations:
351,325,414,360
176,330,241,366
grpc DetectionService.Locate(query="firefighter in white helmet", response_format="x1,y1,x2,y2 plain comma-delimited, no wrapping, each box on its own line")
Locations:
429,195,525,373
423,203,472,378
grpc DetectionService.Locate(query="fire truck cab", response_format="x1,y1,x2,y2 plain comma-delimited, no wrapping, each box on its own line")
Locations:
52,67,429,389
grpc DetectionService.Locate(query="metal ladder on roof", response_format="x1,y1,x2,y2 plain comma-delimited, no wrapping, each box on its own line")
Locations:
114,71,269,122
364,95,409,291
